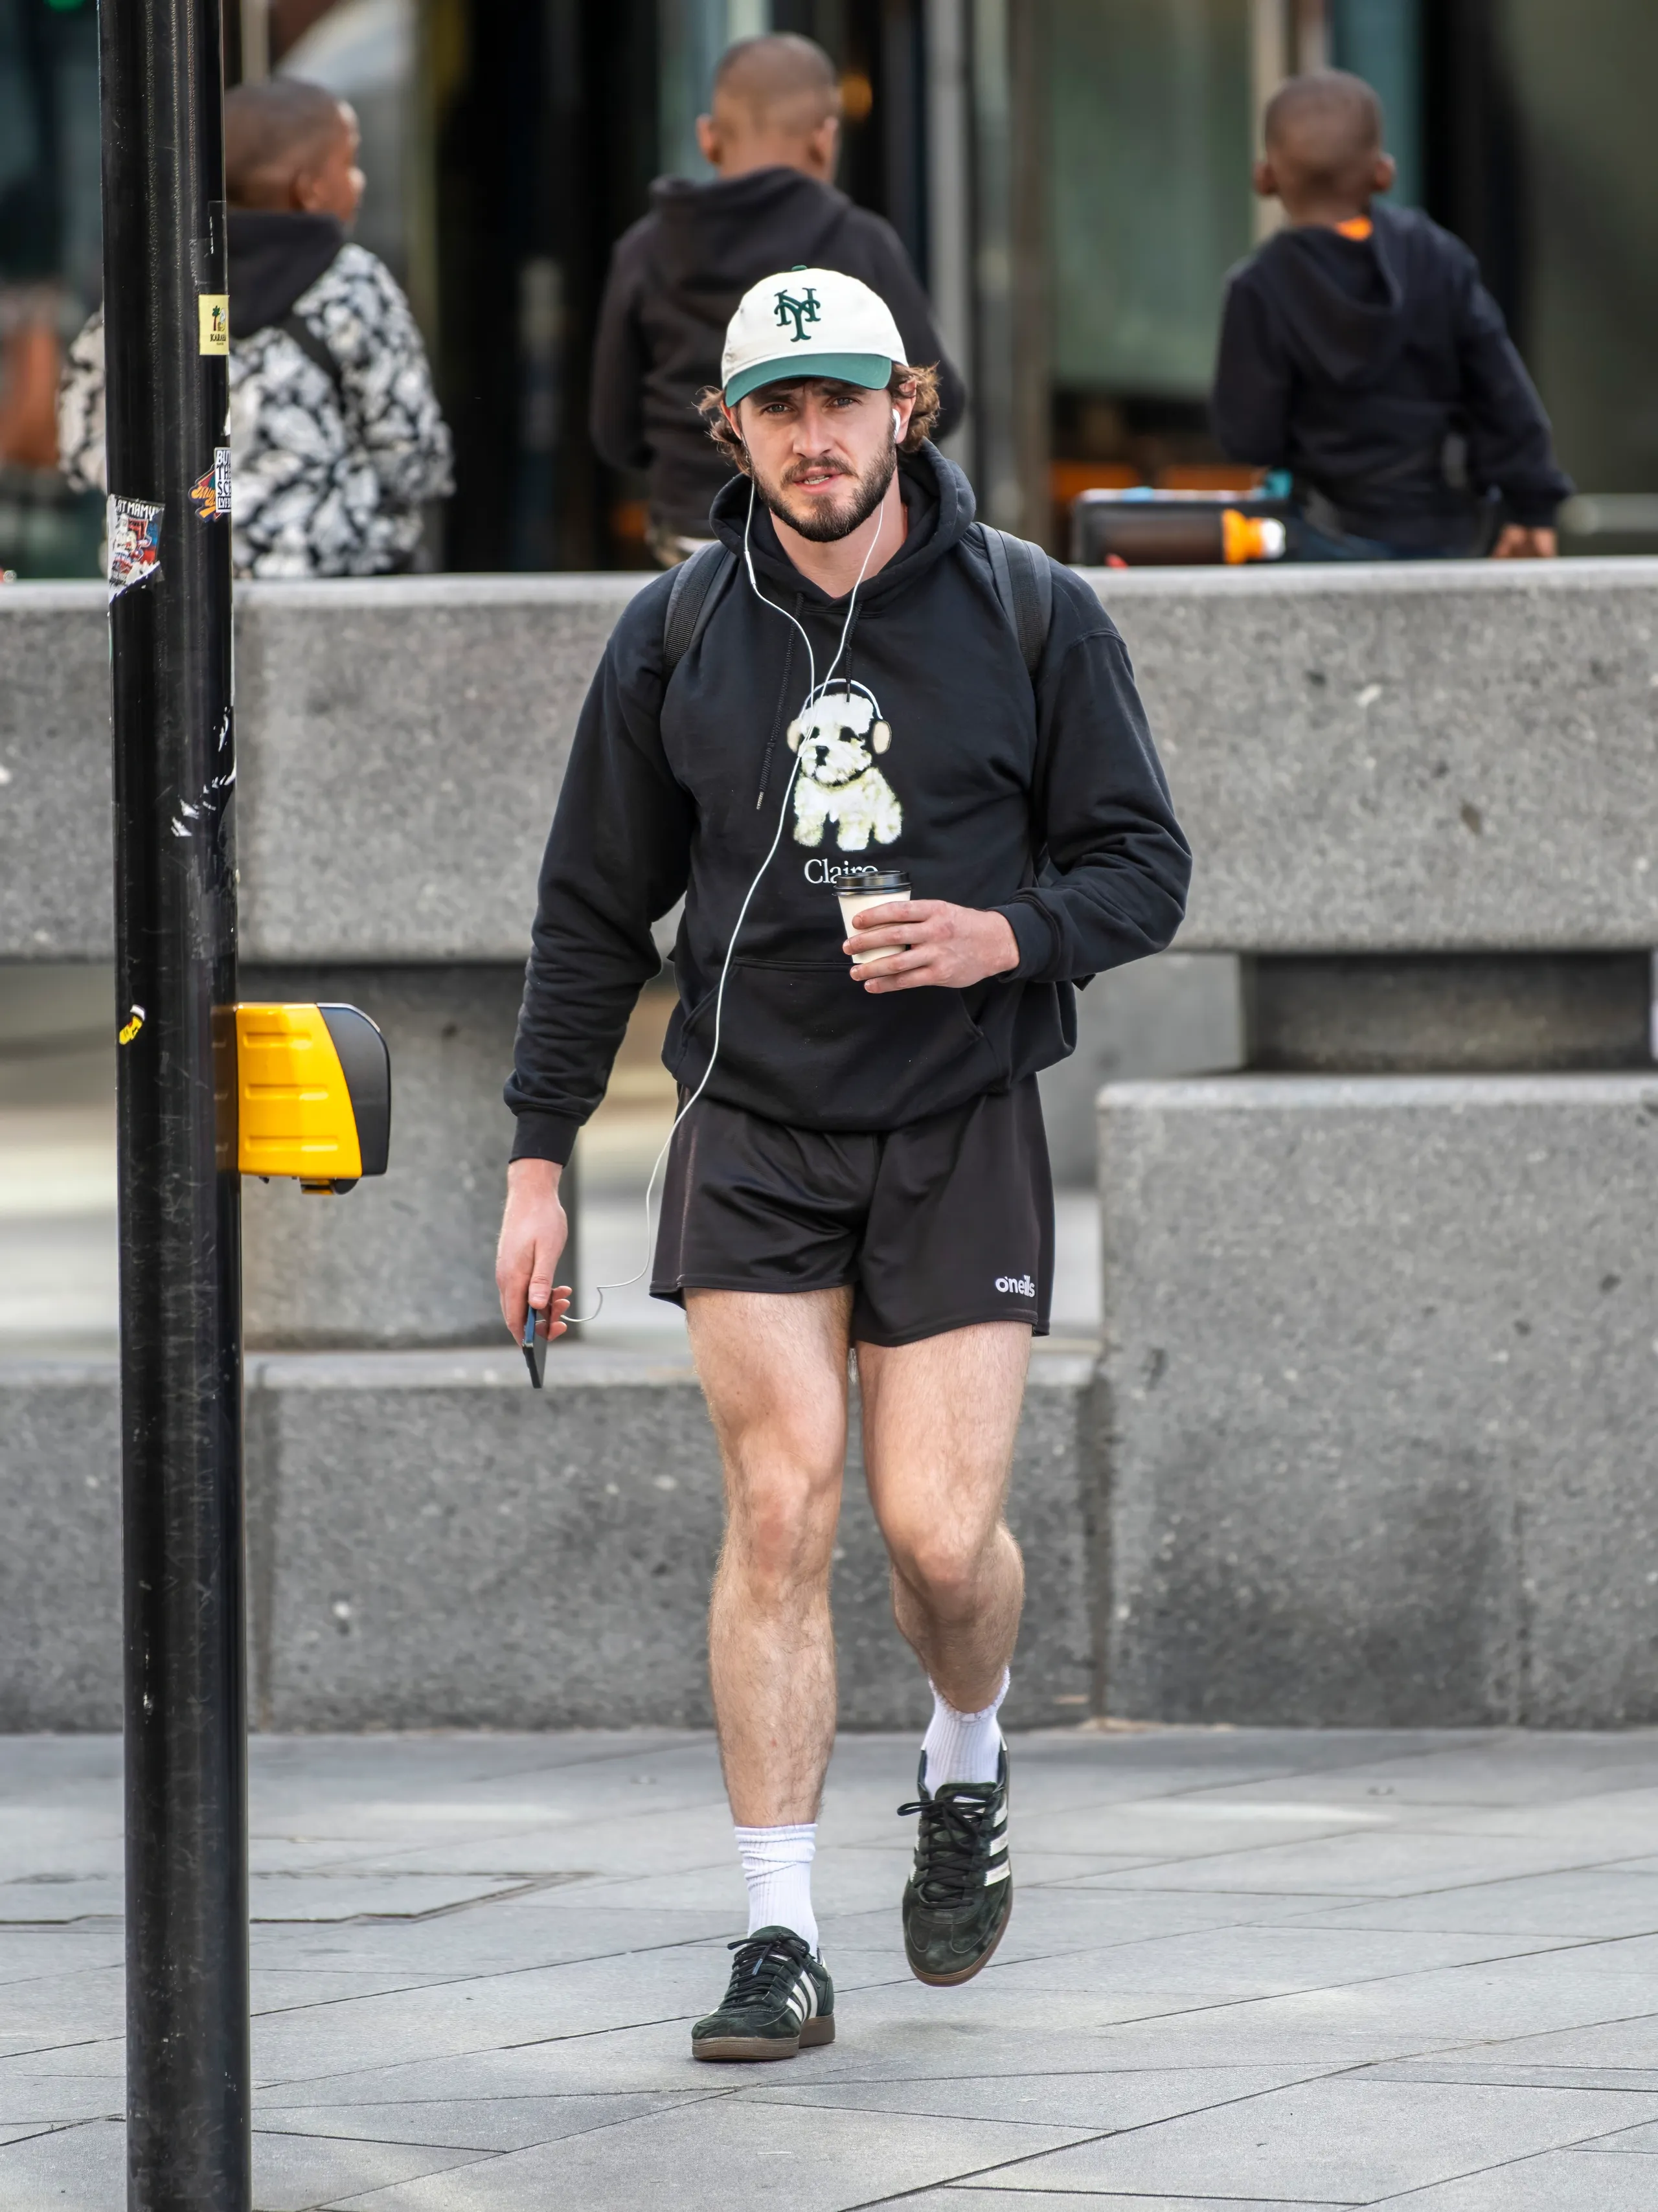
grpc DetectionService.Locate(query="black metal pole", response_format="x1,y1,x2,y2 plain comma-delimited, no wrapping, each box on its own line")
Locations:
100,2,248,2207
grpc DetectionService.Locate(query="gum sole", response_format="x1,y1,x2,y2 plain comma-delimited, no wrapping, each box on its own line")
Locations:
692,2015,835,2062
905,1894,1012,1988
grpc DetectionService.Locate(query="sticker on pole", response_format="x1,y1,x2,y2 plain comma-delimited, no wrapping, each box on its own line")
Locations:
107,498,163,599
190,449,231,520
198,294,229,355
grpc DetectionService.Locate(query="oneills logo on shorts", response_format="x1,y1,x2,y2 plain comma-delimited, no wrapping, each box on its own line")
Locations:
995,1275,1036,1298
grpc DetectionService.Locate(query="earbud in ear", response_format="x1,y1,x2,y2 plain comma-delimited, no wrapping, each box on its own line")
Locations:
892,408,902,442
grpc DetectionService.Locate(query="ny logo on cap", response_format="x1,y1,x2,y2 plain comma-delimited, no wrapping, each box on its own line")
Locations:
773,286,821,343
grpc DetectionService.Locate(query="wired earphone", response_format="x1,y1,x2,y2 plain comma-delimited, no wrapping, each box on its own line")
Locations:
551,428,897,1329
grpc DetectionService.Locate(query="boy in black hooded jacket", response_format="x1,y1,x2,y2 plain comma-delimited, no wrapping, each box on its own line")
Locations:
1212,70,1570,559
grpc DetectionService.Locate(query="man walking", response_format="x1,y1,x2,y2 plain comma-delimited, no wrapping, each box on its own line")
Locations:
591,32,963,564
497,271,1188,2060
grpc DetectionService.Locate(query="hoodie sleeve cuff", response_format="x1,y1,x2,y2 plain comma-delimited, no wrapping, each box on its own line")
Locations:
508,1111,582,1167
994,898,1058,982
1502,492,1564,528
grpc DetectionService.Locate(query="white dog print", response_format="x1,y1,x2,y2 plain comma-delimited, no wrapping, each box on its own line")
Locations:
787,690,903,852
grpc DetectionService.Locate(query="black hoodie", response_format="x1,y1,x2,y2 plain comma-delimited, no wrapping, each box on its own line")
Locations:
1212,203,1571,548
227,210,345,335
591,167,967,537
505,446,1190,1164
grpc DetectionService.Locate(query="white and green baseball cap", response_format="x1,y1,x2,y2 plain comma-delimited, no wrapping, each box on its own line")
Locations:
721,266,906,407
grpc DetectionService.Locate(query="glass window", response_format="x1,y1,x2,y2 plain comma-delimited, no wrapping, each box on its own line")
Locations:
1049,0,1253,402
1497,0,1658,501
0,0,102,578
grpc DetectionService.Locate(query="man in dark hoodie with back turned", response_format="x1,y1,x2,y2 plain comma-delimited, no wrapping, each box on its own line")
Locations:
591,32,964,564
59,78,451,576
1212,71,1570,559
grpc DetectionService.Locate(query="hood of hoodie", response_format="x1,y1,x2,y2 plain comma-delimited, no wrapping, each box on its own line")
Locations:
1249,201,1413,389
228,210,345,337
707,440,975,614
647,166,859,297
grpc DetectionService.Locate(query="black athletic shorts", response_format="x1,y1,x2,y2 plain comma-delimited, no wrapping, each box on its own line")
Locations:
650,1078,1053,1346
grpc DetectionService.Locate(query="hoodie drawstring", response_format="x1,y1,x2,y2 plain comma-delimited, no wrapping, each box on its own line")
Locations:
841,602,862,697
755,601,801,807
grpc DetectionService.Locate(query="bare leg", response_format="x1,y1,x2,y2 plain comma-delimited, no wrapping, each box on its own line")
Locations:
858,1323,1030,1712
688,1287,853,1827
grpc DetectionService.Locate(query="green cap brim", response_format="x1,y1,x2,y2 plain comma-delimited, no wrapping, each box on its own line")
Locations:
723,352,893,406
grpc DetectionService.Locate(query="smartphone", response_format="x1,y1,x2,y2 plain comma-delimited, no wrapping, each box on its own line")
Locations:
522,1304,548,1390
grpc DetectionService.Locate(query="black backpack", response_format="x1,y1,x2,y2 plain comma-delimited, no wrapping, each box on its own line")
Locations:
662,521,1054,683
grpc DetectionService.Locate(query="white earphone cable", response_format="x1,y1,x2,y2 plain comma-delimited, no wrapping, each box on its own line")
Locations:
557,468,889,1327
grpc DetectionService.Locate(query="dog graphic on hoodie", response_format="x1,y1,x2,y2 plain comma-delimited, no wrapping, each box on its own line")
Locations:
787,690,902,852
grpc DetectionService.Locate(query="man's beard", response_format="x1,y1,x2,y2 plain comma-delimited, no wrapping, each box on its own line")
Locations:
756,443,896,543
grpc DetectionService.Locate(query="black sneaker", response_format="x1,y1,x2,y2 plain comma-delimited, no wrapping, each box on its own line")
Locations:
898,1746,1012,1986
690,1926,835,2062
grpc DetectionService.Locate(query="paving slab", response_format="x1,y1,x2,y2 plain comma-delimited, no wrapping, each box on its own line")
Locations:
982,2077,1658,2202
1438,2015,1658,2068
1383,2145,1658,2207
3,1729,1658,2209
312,2097,1093,2212
0,2117,487,2212
0,1930,122,1986
1363,2059,1658,2094
1067,1823,1652,1897
255,2090,709,2154
1574,2114,1658,2150
736,2063,1320,2129
1286,1867,1658,1940
891,2196,1349,2211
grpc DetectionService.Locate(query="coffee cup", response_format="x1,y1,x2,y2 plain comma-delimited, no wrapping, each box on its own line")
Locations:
835,870,912,965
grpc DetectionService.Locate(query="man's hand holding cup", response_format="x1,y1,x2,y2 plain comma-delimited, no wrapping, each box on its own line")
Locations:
846,896,1021,993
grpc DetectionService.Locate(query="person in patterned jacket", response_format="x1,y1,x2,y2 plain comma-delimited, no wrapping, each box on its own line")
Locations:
58,78,451,578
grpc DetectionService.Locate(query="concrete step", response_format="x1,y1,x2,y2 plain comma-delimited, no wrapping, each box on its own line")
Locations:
0,1346,1098,1734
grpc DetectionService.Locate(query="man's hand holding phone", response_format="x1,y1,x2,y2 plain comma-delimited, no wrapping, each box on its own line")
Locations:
497,1158,574,1384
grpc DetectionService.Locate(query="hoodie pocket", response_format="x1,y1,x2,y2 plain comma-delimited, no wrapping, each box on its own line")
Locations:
674,958,1003,1128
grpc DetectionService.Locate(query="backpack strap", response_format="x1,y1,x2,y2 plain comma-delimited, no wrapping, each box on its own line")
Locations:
663,541,734,675
277,308,346,400
979,524,1054,680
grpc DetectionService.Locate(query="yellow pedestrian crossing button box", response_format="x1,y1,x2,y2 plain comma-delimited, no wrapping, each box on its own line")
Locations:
234,1004,391,1194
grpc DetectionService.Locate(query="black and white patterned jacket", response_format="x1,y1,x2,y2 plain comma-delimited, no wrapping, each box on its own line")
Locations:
59,241,453,578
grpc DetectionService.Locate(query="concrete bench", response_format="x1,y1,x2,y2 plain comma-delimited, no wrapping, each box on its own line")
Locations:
1098,1074,1658,1728
0,1347,1095,1733
7,561,1658,960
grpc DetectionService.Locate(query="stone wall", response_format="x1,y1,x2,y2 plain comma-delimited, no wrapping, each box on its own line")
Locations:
0,1348,1096,1733
7,561,1658,963
6,563,1658,1726
1099,1075,1658,1729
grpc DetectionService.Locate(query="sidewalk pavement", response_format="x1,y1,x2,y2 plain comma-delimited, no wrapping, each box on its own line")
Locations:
5,1730,1658,2209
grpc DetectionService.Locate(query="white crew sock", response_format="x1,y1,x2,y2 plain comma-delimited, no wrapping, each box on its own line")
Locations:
922,1671,1010,1791
734,1823,818,1952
